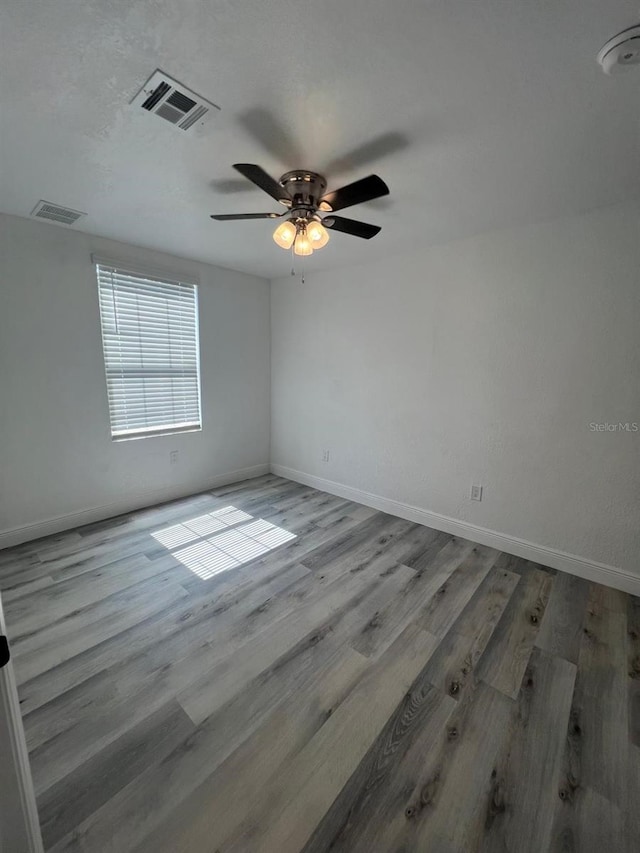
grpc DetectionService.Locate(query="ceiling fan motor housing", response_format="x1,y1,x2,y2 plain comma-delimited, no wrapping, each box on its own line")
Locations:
279,171,328,216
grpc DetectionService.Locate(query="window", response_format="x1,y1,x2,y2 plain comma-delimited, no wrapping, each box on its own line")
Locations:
95,260,202,440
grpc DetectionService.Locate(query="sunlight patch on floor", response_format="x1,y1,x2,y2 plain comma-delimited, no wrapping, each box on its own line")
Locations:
151,506,296,579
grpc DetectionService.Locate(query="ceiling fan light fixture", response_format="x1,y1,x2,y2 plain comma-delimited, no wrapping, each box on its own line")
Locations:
307,221,330,248
212,163,388,253
273,220,297,249
294,230,314,256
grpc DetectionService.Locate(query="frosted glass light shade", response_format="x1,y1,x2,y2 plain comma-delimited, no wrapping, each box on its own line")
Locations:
273,220,297,249
306,221,330,249
294,233,313,256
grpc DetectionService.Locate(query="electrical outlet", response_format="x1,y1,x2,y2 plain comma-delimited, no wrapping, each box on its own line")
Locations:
470,484,483,501
169,450,179,465
322,449,330,463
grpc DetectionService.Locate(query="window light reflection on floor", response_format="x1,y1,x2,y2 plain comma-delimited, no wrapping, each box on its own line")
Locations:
151,505,296,580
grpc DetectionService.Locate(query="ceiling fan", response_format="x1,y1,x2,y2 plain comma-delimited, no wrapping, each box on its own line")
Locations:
210,164,389,256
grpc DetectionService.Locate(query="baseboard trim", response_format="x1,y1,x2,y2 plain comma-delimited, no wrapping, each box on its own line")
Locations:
0,463,270,550
271,464,640,596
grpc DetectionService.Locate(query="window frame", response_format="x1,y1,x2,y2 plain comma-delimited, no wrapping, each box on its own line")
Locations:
93,255,203,442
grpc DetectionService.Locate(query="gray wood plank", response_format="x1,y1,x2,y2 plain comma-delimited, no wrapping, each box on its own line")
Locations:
548,583,629,851
11,576,190,684
351,537,475,658
176,561,415,725
376,679,515,853
17,559,309,716
222,624,440,853
24,563,311,776
54,646,371,853
300,512,413,571
628,743,640,851
628,594,640,748
302,662,456,852
417,544,500,637
480,647,577,853
0,575,55,602
38,700,194,849
54,569,417,853
423,565,520,699
5,554,185,636
535,571,590,664
476,562,552,698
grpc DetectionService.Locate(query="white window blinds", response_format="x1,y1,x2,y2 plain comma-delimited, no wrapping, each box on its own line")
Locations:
96,262,202,440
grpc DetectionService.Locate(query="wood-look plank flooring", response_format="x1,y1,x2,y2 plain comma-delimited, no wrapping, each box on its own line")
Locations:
0,475,638,852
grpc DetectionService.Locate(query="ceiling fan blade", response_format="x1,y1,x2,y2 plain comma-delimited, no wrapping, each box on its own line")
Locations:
210,178,254,194
210,212,285,221
323,132,408,176
320,175,389,213
238,108,303,167
233,163,290,204
322,215,381,239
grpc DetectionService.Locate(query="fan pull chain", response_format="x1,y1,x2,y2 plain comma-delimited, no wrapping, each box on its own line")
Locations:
290,245,305,283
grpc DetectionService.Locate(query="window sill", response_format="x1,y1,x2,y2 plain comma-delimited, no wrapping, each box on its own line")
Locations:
111,426,202,442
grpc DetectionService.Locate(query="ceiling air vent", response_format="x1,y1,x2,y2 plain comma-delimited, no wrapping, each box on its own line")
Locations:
131,70,220,131
30,200,87,226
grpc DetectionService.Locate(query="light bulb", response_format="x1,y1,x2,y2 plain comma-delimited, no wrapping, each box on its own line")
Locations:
306,221,330,249
294,232,313,256
272,220,297,250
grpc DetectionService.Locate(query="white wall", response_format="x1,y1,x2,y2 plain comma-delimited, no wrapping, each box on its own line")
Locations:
0,214,270,545
271,201,640,582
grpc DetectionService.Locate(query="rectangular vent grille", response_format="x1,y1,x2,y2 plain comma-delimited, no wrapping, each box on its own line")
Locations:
180,104,208,131
156,103,184,124
141,81,170,111
131,70,220,132
30,200,87,226
166,90,196,113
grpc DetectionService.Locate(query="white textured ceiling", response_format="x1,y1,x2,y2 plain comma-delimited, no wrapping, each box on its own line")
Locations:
1,0,639,278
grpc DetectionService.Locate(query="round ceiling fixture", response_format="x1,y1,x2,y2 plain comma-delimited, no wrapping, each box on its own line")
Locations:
597,24,640,74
